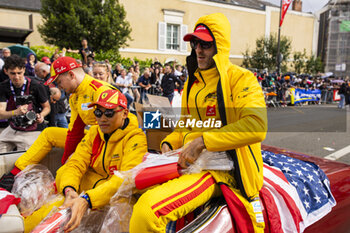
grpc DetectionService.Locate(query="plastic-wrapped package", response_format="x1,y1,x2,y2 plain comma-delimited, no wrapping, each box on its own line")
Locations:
70,208,108,233
31,208,71,233
100,173,137,233
11,164,56,217
100,201,133,233
138,149,181,171
133,149,234,189
100,149,234,232
133,149,181,189
135,162,180,190
181,150,234,174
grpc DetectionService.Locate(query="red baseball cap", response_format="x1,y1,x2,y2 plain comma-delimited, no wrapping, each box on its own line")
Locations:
41,56,51,65
183,25,213,42
44,56,82,85
88,89,128,109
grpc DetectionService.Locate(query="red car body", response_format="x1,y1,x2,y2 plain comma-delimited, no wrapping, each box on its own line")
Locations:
179,145,350,233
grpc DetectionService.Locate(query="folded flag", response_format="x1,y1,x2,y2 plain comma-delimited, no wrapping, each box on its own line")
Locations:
0,188,21,217
261,150,336,233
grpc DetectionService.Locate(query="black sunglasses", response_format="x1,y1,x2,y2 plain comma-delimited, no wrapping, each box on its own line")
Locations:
190,40,213,50
94,108,124,118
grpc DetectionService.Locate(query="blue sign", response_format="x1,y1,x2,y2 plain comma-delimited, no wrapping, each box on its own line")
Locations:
143,110,161,129
294,89,321,104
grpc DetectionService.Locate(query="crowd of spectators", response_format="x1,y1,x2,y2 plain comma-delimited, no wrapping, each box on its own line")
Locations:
80,51,350,111
1,43,349,135
77,51,188,108
0,45,189,132
255,71,350,109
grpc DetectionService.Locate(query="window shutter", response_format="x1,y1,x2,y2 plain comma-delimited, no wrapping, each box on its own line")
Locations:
158,22,166,51
180,24,188,52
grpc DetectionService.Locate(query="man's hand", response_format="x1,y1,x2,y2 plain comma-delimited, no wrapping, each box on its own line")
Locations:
63,197,89,232
161,143,171,153
16,104,28,116
36,113,44,124
60,189,87,232
62,189,79,208
178,137,206,169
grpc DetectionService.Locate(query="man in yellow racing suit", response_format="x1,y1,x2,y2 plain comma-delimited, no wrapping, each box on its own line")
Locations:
130,13,267,232
0,57,138,189
24,89,147,232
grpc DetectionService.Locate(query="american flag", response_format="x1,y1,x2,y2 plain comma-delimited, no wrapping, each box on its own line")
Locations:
261,150,336,233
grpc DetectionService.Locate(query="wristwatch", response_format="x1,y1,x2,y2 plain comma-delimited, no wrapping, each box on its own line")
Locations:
80,194,92,208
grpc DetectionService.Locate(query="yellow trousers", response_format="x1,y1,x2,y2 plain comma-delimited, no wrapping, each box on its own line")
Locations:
130,171,221,233
130,171,265,233
15,127,68,170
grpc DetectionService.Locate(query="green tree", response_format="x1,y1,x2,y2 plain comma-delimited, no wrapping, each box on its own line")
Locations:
38,0,131,53
30,45,153,71
305,55,324,75
292,49,307,74
242,34,292,73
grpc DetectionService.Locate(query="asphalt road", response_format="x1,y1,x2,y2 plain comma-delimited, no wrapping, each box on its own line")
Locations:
263,104,350,165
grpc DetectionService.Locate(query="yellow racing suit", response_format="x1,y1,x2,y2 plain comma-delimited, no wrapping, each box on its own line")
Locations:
14,74,135,171
130,13,267,233
24,115,147,232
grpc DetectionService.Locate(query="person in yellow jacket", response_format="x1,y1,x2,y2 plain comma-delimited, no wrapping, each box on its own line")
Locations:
0,56,138,191
130,13,267,232
24,89,147,232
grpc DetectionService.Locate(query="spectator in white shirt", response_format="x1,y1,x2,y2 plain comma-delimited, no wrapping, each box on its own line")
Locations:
116,69,134,109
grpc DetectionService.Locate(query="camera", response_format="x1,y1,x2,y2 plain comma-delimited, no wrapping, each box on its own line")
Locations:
16,95,34,106
12,95,37,128
12,111,37,128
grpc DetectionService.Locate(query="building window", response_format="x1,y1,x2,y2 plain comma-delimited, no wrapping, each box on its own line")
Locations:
166,24,180,50
158,9,187,52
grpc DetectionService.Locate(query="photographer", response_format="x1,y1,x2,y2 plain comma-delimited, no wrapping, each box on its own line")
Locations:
0,55,50,152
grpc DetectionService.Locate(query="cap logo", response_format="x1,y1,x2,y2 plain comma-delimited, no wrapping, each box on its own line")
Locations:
120,99,127,107
195,26,207,32
102,93,108,99
69,63,77,68
55,66,67,73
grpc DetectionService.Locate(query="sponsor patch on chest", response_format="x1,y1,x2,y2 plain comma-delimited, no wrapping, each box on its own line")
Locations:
109,165,118,174
206,105,216,116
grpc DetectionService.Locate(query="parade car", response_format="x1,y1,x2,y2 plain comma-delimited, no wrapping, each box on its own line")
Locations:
178,145,350,233
0,144,349,233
